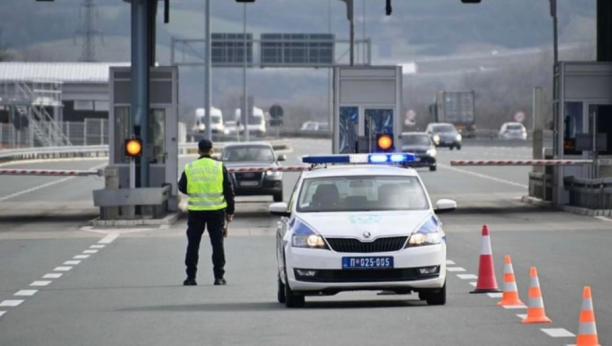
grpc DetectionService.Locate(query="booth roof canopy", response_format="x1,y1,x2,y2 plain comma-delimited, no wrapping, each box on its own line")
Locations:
0,62,130,84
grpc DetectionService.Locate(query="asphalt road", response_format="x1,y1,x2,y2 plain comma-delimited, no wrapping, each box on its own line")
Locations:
0,139,609,346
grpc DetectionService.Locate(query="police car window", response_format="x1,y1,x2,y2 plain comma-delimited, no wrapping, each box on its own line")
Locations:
297,176,429,212
221,146,275,162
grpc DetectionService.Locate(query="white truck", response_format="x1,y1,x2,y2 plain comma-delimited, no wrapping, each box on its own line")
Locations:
194,107,226,135
235,106,267,137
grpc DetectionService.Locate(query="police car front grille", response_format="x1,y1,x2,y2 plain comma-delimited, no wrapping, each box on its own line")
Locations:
325,237,408,253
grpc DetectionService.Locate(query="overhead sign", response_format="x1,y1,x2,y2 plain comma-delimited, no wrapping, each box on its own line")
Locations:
211,33,253,66
260,33,335,67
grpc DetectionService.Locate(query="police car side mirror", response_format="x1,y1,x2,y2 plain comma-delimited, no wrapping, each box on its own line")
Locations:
269,202,291,217
435,199,457,213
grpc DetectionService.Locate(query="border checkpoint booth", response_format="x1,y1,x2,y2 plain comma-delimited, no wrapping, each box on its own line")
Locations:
93,66,179,220
332,66,403,154
553,62,612,206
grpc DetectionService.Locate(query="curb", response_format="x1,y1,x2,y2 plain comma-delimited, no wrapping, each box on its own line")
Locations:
89,212,182,227
521,196,612,217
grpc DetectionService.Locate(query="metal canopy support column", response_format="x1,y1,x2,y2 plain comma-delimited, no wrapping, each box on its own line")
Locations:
204,0,212,141
130,0,154,188
598,0,612,62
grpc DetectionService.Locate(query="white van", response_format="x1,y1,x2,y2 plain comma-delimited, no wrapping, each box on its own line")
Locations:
235,107,267,137
194,107,226,134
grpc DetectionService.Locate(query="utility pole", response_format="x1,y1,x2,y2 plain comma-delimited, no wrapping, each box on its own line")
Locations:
341,0,355,66
550,0,559,65
243,3,250,142
204,0,212,141
77,0,101,62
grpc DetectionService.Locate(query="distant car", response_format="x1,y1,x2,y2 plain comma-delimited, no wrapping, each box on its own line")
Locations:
426,123,462,150
499,122,527,140
401,132,437,171
221,143,286,202
224,121,244,136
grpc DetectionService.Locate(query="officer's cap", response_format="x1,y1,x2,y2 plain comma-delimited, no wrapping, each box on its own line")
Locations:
198,139,213,152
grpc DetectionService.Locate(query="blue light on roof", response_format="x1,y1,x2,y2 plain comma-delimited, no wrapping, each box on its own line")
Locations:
302,155,351,164
302,154,415,165
369,154,389,163
390,154,407,162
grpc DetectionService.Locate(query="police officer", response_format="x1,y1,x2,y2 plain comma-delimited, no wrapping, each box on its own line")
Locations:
178,139,235,286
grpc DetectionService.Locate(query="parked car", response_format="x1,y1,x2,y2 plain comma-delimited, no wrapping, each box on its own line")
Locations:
401,132,437,171
301,122,329,132
426,123,462,150
499,122,527,140
220,142,286,202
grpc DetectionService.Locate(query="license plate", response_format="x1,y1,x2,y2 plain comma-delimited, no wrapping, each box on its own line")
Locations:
342,257,394,269
240,181,259,187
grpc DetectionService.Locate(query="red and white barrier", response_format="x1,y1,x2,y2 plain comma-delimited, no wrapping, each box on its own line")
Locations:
228,166,309,173
451,160,594,166
0,169,101,177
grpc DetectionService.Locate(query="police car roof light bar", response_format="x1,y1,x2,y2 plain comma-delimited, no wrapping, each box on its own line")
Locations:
302,154,415,166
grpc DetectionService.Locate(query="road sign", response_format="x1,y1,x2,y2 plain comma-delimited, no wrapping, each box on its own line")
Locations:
211,33,253,66
269,105,284,119
514,111,526,123
260,33,335,67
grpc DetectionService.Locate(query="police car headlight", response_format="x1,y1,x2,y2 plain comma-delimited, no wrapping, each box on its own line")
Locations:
406,216,444,247
426,148,437,157
265,171,282,179
292,235,327,249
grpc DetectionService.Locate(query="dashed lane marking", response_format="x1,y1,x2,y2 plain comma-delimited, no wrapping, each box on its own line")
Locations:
541,328,575,338
43,273,63,279
64,260,81,265
502,305,527,309
438,163,528,189
516,313,527,319
457,274,478,280
29,281,52,287
74,255,90,259
0,311,5,318
446,267,466,272
469,282,477,287
54,266,73,272
487,292,504,298
83,249,98,254
90,244,105,249
446,260,456,265
0,300,24,307
14,290,38,297
99,232,119,244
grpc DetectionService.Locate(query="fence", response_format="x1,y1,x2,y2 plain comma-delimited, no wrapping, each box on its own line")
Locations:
0,119,109,149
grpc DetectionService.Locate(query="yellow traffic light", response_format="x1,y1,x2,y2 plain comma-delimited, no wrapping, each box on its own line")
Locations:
125,138,143,158
377,134,393,152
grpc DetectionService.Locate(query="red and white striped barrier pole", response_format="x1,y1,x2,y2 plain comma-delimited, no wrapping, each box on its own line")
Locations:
0,169,101,177
451,160,594,166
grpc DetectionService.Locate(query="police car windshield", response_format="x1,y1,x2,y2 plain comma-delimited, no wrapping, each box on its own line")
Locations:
402,134,431,146
432,125,456,133
297,176,429,212
221,146,275,163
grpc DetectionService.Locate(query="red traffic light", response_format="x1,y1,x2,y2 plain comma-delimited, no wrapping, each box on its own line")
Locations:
125,138,143,158
376,134,394,152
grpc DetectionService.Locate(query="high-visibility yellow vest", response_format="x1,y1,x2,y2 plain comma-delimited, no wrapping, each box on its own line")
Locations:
184,158,227,211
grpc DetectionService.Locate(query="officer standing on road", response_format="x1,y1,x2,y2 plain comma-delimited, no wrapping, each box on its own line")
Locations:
178,139,235,286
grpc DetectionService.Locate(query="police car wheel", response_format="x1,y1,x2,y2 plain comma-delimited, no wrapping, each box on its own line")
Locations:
421,282,446,306
284,269,305,308
277,276,286,304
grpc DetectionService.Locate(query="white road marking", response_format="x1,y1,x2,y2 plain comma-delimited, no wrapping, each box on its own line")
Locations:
502,305,527,309
0,311,5,318
0,163,106,202
541,328,575,338
516,313,527,319
64,260,81,265
469,282,477,287
30,281,52,287
446,260,456,265
73,255,90,259
0,300,24,307
487,292,504,298
54,266,73,272
43,273,63,279
438,164,528,189
457,274,478,280
90,244,105,249
446,267,466,272
15,290,38,297
595,216,612,222
99,232,119,244
83,249,98,254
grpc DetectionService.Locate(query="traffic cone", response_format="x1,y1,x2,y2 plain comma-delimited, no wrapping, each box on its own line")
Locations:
470,225,500,293
575,286,601,346
522,267,552,324
497,255,524,307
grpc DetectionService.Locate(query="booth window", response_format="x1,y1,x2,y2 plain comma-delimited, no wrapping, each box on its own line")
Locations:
563,102,583,156
339,107,358,154
590,105,612,156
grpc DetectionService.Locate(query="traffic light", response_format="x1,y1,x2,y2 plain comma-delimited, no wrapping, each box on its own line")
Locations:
376,134,394,152
125,138,143,158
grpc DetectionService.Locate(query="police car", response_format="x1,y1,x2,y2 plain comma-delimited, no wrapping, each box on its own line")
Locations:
269,154,456,308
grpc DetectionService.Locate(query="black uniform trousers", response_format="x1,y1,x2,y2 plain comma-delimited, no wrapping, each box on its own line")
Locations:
185,209,226,280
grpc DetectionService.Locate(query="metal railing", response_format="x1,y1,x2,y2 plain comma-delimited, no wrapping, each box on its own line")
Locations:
0,119,109,150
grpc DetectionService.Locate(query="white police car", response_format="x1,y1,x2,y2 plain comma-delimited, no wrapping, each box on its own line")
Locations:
269,154,456,308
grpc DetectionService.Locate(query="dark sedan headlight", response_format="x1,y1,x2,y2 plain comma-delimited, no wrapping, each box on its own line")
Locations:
265,171,282,180
426,148,437,157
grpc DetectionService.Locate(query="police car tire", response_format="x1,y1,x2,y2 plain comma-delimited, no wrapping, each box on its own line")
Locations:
277,276,286,304
284,269,305,308
424,282,446,306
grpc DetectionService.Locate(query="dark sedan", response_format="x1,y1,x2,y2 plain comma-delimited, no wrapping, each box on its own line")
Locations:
401,132,437,171
426,123,462,150
221,143,286,202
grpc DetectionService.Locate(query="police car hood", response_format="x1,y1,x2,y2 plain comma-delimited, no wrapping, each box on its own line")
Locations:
297,211,433,240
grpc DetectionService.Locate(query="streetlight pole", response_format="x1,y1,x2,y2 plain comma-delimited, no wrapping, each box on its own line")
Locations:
204,0,212,141
550,0,559,65
243,3,249,142
341,0,355,66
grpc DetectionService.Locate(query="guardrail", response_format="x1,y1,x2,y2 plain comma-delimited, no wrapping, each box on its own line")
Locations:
565,176,612,210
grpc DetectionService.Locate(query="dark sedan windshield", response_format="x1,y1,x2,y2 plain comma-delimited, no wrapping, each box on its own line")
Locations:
432,125,456,133
222,146,275,163
402,134,431,146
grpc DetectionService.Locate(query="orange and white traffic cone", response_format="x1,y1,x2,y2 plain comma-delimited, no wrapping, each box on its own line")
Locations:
575,286,601,346
522,267,552,324
497,255,524,307
471,225,500,293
